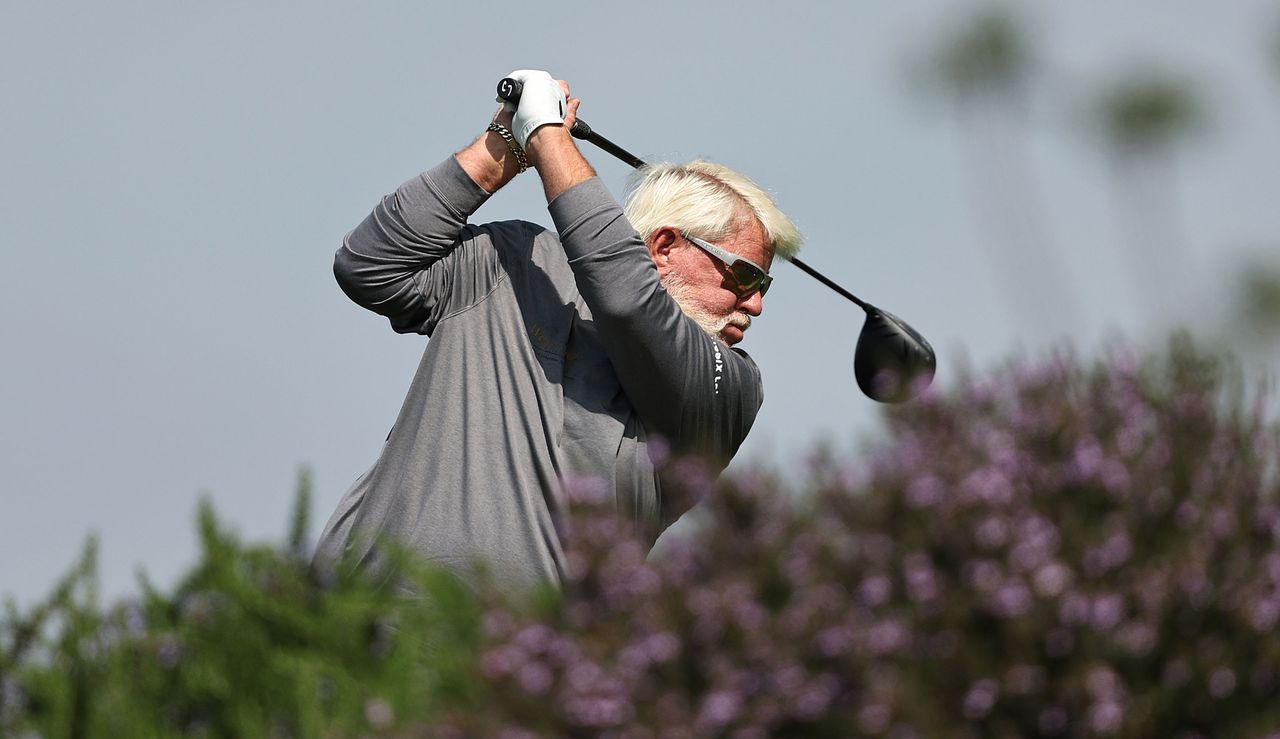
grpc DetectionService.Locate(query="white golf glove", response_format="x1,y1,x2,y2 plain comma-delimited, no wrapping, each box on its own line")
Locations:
498,69,566,148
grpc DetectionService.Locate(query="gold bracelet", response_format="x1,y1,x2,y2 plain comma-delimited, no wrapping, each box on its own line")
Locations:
487,122,529,173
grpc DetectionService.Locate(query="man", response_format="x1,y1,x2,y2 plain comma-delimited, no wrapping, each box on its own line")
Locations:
315,71,801,591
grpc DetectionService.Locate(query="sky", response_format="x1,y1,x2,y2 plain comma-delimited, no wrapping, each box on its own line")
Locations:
3,0,1279,606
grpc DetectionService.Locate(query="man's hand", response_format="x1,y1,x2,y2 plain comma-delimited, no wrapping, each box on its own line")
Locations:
522,78,591,203
502,70,567,148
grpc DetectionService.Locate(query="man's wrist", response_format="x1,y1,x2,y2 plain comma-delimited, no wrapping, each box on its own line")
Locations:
524,125,596,203
455,125,522,194
487,122,528,173
523,124,573,168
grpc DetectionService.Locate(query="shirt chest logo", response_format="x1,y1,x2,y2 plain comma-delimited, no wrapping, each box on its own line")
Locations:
713,341,724,395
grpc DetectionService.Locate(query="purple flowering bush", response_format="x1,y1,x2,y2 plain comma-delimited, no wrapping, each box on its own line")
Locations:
439,337,1280,737
4,336,1279,737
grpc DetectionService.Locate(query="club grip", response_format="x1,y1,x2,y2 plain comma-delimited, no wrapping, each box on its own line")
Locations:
493,77,600,152
496,77,522,103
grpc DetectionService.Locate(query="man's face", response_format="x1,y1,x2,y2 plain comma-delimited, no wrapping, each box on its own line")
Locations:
654,214,774,347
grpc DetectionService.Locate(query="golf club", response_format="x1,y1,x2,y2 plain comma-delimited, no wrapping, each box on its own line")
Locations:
498,78,937,403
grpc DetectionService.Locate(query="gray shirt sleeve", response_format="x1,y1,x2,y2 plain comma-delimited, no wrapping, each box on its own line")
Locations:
333,157,501,335
548,177,764,465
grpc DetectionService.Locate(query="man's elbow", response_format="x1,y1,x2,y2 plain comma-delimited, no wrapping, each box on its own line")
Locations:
333,242,374,308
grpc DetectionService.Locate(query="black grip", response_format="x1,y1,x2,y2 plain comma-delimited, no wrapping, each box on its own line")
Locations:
496,77,522,103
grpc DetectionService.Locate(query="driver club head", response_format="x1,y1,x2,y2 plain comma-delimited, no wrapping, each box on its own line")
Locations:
854,306,937,403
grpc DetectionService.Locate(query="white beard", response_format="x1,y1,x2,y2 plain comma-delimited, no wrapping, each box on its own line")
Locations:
661,272,751,340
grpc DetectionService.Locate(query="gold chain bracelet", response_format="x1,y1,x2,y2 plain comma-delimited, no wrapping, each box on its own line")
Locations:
487,122,529,173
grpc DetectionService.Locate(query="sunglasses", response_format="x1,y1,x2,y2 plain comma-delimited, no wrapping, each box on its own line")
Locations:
679,231,773,298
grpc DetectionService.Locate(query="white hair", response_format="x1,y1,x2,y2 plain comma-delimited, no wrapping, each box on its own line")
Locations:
623,160,802,259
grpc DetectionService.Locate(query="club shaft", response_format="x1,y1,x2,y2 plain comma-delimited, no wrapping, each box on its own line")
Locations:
786,257,870,311
573,126,646,168
496,77,869,310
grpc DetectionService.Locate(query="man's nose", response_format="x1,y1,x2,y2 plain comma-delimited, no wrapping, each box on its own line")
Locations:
738,290,764,316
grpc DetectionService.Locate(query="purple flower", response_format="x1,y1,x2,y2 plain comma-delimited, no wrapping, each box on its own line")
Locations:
1085,666,1124,701
516,662,554,695
1090,594,1125,631
858,702,892,734
905,475,945,509
1033,562,1072,597
483,609,515,639
1249,598,1280,631
1101,461,1131,495
1071,438,1105,480
1087,700,1124,734
962,678,999,720
561,692,632,728
769,664,807,696
1115,621,1156,656
960,466,1014,505
479,645,525,679
867,619,908,655
975,516,1009,550
838,463,871,491
903,553,940,603
697,690,742,728
965,560,1003,593
992,581,1033,618
794,675,839,719
564,660,605,693
1176,501,1199,529
1209,668,1237,699
514,624,555,653
857,575,892,607
1115,424,1146,459
816,626,854,658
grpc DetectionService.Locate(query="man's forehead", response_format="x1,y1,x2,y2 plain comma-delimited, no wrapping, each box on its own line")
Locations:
728,213,774,270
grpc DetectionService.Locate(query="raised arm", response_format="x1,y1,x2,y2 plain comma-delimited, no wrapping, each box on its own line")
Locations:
519,78,762,464
333,110,526,335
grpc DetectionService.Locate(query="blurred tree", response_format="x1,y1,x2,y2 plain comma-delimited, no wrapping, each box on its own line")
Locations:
916,5,1080,339
1095,70,1203,330
1233,257,1280,364
1273,10,1280,82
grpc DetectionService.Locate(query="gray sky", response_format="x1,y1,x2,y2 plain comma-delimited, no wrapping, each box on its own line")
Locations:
3,1,1279,606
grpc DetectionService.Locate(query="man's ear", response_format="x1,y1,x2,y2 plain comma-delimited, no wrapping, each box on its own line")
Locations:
647,226,681,273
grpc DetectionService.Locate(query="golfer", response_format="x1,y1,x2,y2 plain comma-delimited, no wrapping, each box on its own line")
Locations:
316,71,801,590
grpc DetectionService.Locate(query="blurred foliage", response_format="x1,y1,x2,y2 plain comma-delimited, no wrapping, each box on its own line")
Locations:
1097,70,1202,154
922,5,1032,102
1236,259,1280,339
0,471,487,738
4,338,1280,737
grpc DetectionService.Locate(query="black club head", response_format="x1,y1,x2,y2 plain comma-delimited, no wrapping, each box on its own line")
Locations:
854,306,937,403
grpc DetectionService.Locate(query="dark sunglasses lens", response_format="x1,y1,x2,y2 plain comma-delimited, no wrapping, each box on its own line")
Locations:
729,262,768,296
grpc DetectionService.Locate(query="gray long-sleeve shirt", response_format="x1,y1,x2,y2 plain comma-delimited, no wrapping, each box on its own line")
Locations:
315,156,764,590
